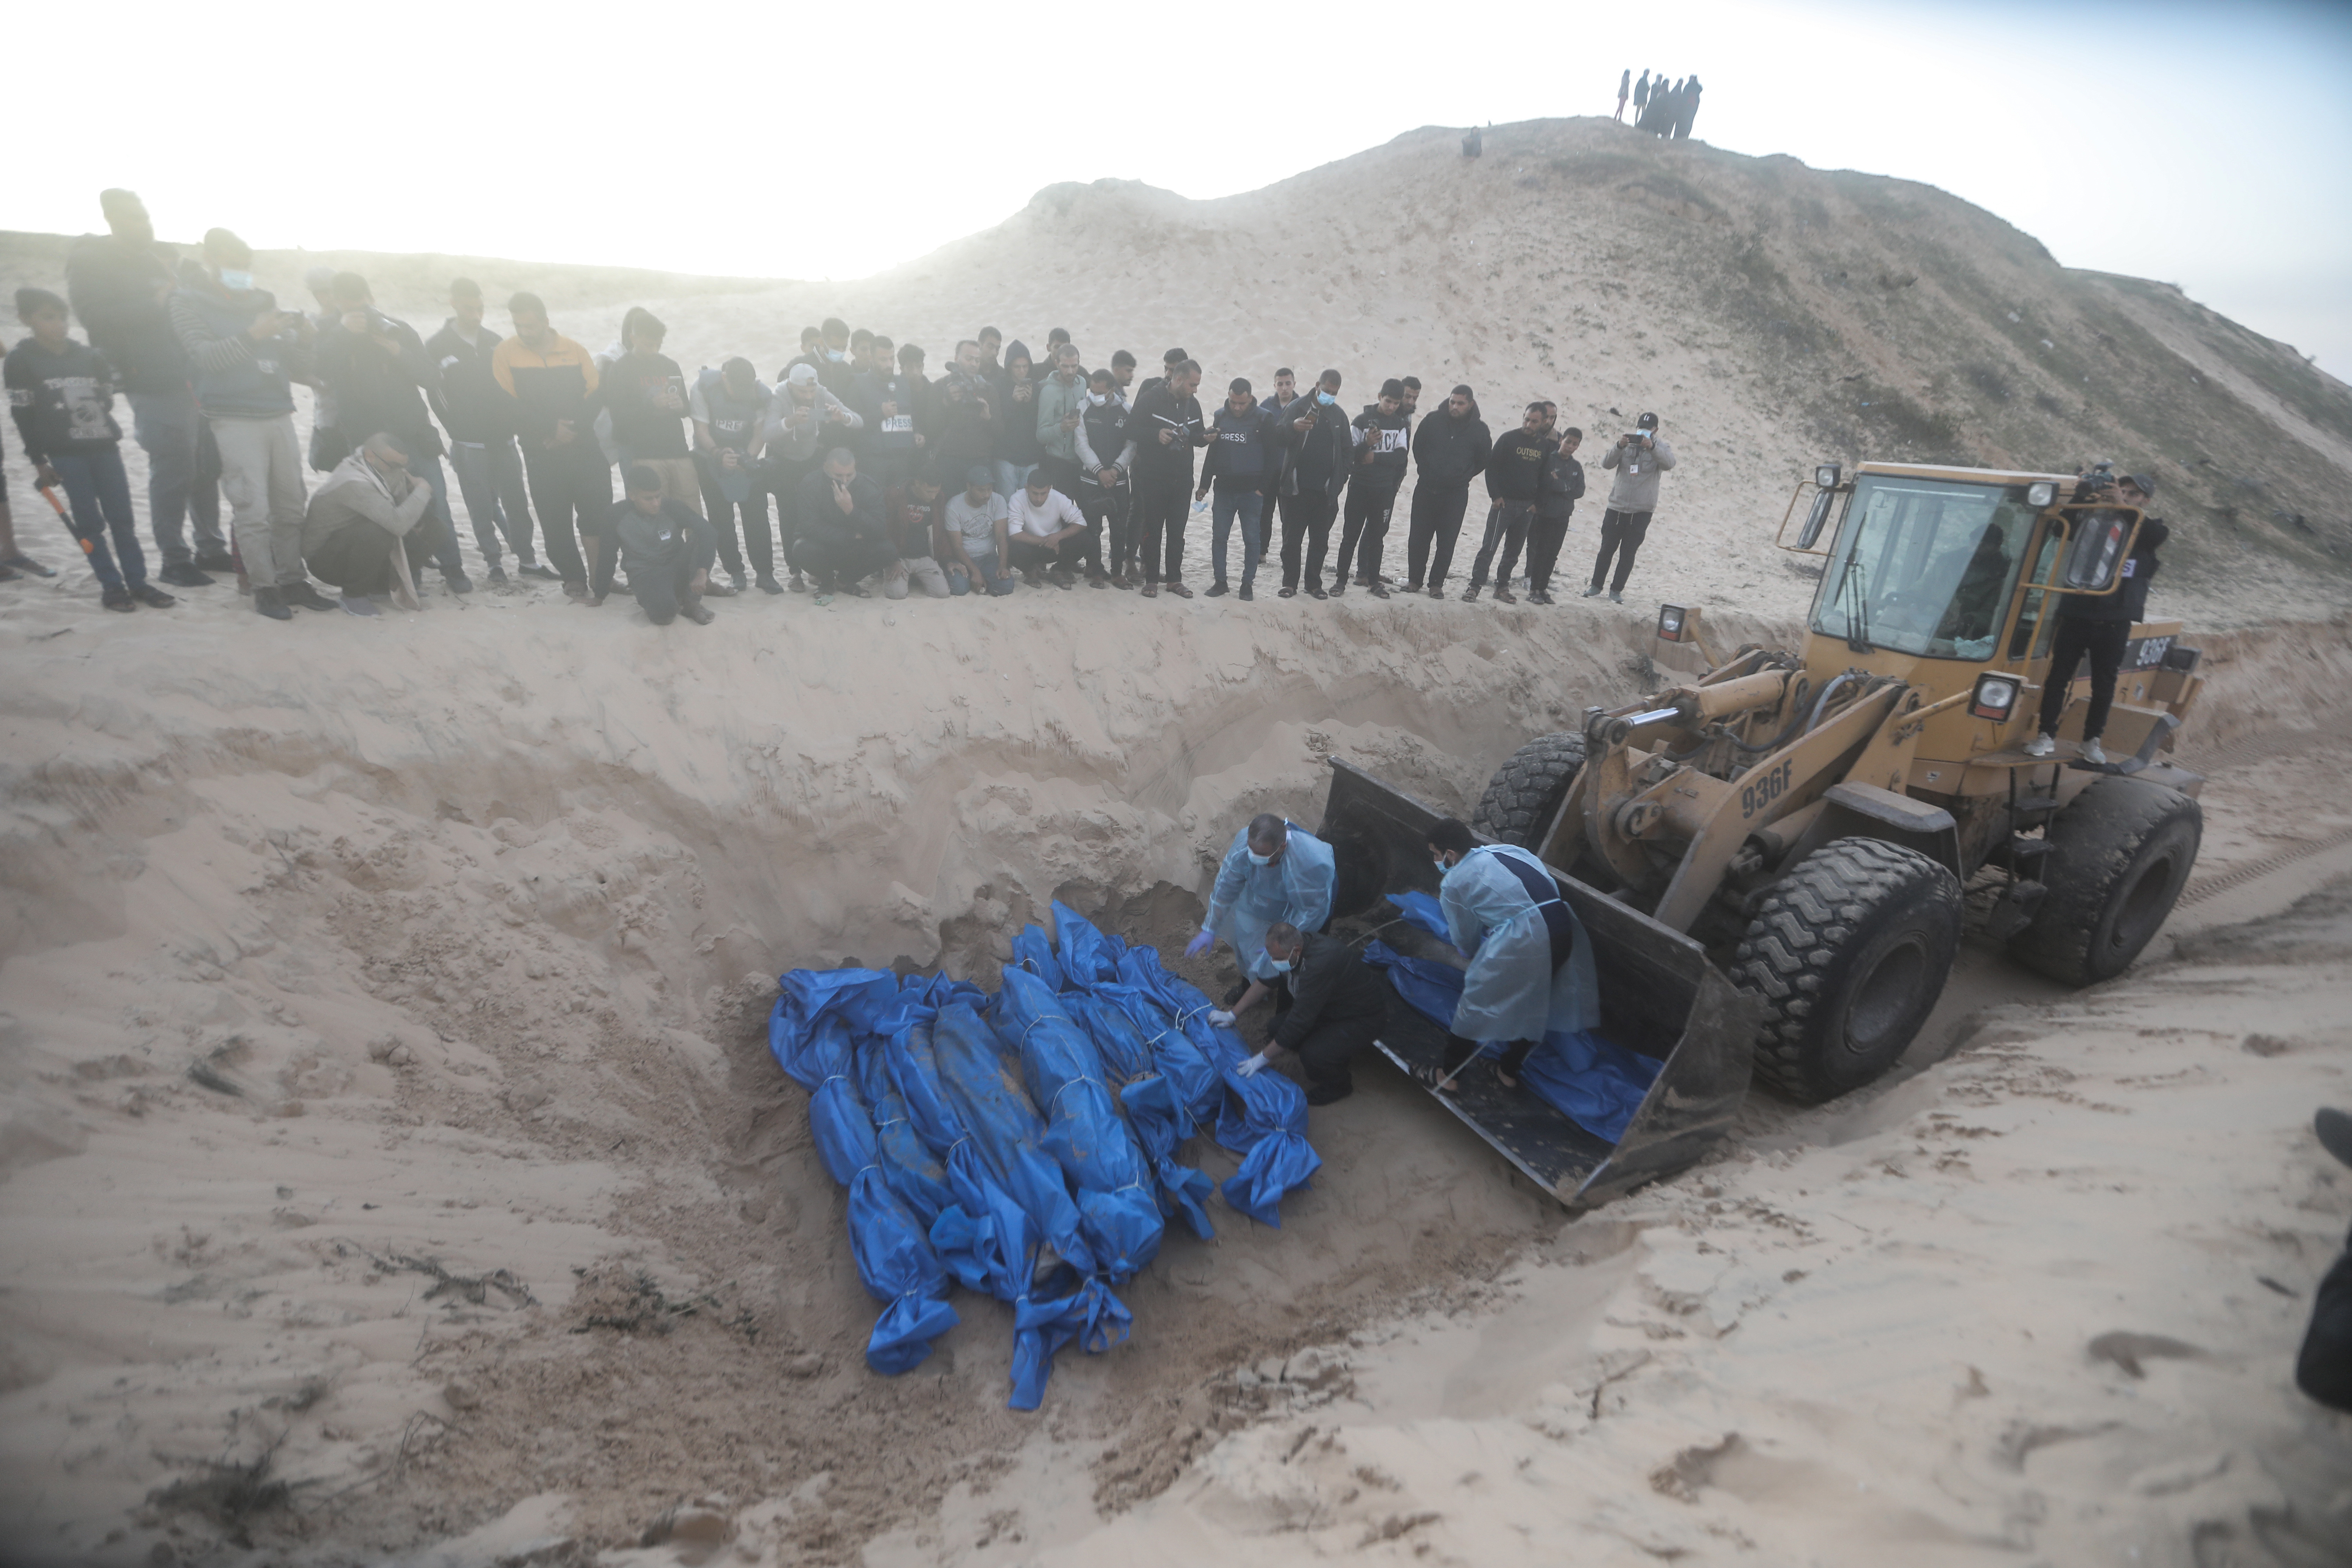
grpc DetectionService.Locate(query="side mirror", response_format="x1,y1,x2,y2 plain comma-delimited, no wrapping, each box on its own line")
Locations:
1797,488,1837,548
2060,508,2134,591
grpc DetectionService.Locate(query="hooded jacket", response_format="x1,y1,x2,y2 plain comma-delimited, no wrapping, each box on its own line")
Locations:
1036,370,1089,462
169,261,311,420
763,374,863,463
1538,447,1586,518
65,233,191,395
1074,390,1134,488
426,318,520,442
1411,403,1492,488
317,311,448,456
1279,393,1354,499
993,342,1045,465
6,336,124,462
930,369,997,471
300,448,433,558
1600,430,1676,512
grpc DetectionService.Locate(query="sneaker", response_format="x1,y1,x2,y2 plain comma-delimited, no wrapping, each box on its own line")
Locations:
193,547,236,574
681,597,715,625
1608,590,1623,603
1582,584,1602,598
1164,580,1194,599
756,574,785,595
730,574,751,595
1206,581,1229,597
281,581,338,612
1368,581,1390,599
102,585,136,613
131,583,178,608
1238,583,1254,601
253,586,293,621
159,561,214,588
341,594,380,617
2023,733,2056,758
1463,584,1483,602
2080,737,2108,765
1304,1080,1353,1107
1494,585,1517,604
443,570,475,594
1528,589,1553,605
518,562,563,582
486,565,509,586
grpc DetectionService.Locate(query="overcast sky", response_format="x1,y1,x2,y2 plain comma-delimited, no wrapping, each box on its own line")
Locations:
17,0,2350,376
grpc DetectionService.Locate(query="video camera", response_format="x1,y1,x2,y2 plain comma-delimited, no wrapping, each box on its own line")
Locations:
2071,460,2118,504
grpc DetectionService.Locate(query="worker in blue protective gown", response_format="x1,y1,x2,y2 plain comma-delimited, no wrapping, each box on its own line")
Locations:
1186,812,1337,1014
1416,816,1598,1093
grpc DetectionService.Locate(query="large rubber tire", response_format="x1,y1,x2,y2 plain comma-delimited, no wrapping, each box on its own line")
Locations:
2009,776,2201,987
1731,837,1964,1104
1472,733,1588,848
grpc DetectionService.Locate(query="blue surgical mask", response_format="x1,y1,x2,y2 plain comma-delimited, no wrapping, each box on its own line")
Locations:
1246,849,1274,867
826,349,845,362
218,268,253,292
1316,391,1335,406
1433,855,1451,874
1269,957,1293,973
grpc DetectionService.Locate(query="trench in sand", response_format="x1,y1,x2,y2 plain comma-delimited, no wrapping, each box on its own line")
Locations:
2,603,2350,1562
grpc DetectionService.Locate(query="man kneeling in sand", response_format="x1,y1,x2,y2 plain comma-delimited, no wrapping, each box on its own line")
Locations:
300,431,436,615
1217,921,1392,1106
616,463,717,625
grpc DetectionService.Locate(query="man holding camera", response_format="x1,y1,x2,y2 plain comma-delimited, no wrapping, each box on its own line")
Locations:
2025,469,2167,766
1586,411,1674,602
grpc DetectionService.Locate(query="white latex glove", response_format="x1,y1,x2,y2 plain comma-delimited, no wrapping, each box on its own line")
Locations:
1236,1050,1269,1078
1208,1008,1236,1028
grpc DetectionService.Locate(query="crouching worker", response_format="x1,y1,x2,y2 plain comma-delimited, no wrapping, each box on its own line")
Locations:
1220,921,1392,1106
1185,812,1337,1001
616,462,717,624
1419,817,1593,1093
300,432,438,615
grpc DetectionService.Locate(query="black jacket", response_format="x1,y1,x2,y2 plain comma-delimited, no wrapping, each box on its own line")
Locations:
64,234,190,394
930,370,997,471
994,374,1046,464
599,351,693,460
1128,381,1208,477
1279,395,1354,499
6,337,123,462
1413,406,1492,487
794,468,886,548
426,320,520,443
1538,448,1586,517
2062,516,2168,624
316,313,448,457
1351,405,1412,490
1486,427,1549,502
1273,932,1392,1053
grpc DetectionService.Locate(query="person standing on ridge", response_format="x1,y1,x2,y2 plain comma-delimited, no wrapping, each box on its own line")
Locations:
1128,357,1208,599
1676,76,1703,139
1587,411,1673,601
1633,70,1650,122
1464,402,1549,603
1195,377,1276,600
1275,369,1352,600
492,292,609,603
1526,425,1585,604
1331,379,1411,598
430,278,552,584
1616,69,1631,122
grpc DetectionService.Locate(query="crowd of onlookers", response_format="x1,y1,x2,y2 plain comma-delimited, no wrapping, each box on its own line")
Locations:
5,188,1678,626
1617,69,1703,139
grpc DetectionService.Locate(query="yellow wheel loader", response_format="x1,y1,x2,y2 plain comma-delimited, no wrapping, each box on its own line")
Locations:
1320,462,2205,1204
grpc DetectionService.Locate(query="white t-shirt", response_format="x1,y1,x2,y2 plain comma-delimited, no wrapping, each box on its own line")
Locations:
945,491,1008,553
1009,486,1084,539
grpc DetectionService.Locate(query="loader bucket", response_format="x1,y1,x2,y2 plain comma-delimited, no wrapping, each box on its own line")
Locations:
1320,758,1758,1208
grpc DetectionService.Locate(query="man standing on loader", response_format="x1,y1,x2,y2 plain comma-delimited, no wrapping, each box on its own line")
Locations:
2025,470,2167,766
1416,818,1597,1093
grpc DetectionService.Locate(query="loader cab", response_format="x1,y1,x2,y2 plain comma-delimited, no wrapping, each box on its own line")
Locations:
1781,463,2148,736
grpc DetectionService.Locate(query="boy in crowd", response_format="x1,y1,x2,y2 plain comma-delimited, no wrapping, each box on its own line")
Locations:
7,288,176,610
615,462,718,624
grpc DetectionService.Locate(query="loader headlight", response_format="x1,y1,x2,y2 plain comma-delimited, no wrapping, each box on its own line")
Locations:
1657,603,1688,641
2026,481,2056,508
1814,463,1842,490
1970,672,2023,722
